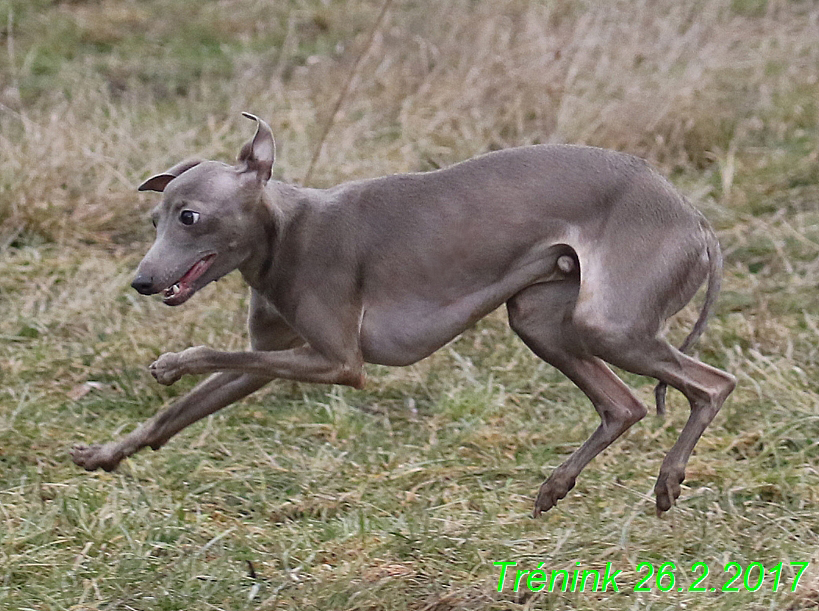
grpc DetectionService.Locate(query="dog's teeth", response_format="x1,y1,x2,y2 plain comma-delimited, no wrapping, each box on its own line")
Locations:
172,284,181,295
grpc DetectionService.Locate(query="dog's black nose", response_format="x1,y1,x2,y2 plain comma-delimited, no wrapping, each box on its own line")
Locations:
131,277,155,295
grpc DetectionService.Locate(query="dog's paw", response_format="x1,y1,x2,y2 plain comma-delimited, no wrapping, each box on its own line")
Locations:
70,443,122,472
150,352,184,385
533,471,576,518
654,463,686,515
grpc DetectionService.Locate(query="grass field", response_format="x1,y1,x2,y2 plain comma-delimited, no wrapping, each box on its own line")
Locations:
2,0,819,609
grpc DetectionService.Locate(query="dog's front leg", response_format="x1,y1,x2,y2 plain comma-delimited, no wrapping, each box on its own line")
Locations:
71,372,271,471
149,344,365,389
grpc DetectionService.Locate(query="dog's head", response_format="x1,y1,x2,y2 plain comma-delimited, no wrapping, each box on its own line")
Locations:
132,113,276,305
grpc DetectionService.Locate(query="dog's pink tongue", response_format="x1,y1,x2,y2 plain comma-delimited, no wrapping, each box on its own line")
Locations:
162,255,215,306
180,255,214,284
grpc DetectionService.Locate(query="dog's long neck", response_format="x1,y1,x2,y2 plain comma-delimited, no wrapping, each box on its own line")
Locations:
237,181,324,293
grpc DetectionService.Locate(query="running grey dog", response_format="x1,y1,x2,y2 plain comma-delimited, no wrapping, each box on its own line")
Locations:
72,113,736,516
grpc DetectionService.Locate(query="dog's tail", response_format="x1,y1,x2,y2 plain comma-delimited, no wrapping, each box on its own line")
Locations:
654,226,723,416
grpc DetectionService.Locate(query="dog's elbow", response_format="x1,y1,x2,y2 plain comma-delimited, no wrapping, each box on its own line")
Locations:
337,365,366,389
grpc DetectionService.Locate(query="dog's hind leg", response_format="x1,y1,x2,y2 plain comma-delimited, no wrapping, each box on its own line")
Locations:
507,279,648,517
594,337,735,514
569,238,735,514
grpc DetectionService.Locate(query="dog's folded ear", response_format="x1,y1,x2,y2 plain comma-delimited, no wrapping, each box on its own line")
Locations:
238,112,276,184
138,159,203,192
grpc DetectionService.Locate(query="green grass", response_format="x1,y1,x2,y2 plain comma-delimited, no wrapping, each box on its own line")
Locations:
2,0,819,609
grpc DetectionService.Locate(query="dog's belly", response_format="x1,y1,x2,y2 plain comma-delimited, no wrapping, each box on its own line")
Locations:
359,300,458,366
359,252,565,366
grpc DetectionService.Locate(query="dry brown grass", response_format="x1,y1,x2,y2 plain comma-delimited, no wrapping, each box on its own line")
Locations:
2,0,817,240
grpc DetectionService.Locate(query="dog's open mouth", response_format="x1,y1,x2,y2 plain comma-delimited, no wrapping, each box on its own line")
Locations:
162,254,216,306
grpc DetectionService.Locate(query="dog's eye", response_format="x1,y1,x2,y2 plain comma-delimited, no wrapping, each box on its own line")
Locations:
151,218,157,228
179,210,200,226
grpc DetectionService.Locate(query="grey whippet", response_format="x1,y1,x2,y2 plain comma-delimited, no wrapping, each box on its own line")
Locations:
72,113,736,516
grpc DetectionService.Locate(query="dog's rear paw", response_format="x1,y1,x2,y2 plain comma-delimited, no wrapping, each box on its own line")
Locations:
70,443,122,472
654,464,685,515
533,472,576,518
